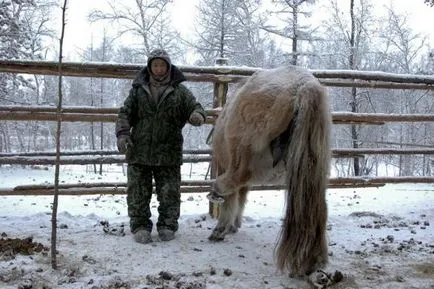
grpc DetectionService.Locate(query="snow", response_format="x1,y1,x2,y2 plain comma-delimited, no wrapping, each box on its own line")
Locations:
0,164,433,289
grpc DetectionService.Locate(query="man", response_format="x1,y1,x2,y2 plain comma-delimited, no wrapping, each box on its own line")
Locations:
115,49,206,244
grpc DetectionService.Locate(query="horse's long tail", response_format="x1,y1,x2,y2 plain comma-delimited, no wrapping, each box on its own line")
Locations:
275,79,331,276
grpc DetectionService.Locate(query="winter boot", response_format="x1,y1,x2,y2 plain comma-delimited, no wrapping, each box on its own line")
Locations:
158,229,175,241
133,229,152,244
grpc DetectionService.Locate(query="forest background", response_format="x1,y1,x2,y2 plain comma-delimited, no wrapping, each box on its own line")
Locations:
1,0,433,178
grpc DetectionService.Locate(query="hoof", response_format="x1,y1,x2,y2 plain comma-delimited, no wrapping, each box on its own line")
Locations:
208,233,225,242
308,270,344,288
206,192,225,204
228,225,238,234
208,227,226,241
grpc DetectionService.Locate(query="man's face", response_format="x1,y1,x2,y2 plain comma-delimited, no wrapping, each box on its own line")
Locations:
150,59,168,78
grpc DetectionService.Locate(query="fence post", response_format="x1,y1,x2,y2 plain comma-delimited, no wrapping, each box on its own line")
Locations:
209,57,229,218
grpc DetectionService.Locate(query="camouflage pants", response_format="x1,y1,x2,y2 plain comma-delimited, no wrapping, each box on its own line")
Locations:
127,164,181,233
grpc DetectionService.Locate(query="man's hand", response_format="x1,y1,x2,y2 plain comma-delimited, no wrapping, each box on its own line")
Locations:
117,135,133,154
189,111,205,126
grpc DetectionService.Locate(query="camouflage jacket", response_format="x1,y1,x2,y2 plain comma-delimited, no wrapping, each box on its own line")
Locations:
115,65,206,166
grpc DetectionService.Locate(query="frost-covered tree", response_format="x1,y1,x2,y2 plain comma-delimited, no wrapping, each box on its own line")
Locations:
377,7,432,176
0,0,36,104
317,0,377,176
74,35,118,173
88,0,182,62
193,0,282,67
0,0,35,60
193,0,240,65
231,0,280,67
263,0,317,65
0,0,55,153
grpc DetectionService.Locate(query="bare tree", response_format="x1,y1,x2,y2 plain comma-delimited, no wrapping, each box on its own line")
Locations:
378,8,427,73
193,0,280,67
88,0,182,60
24,1,57,154
320,0,377,176
378,7,432,176
0,0,56,154
51,0,68,270
231,0,279,67
193,0,240,65
263,0,317,65
84,34,114,174
348,0,361,175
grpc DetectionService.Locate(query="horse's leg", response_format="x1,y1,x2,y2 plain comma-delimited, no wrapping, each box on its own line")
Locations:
231,185,248,232
209,190,239,241
213,142,252,197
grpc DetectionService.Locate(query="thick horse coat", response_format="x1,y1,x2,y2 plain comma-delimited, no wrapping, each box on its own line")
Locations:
208,65,332,276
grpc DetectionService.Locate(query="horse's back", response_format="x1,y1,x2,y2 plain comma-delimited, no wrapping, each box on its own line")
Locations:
244,65,319,92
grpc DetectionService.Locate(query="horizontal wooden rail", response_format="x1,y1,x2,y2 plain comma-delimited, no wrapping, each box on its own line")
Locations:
1,148,433,165
319,79,434,90
0,109,432,124
0,155,212,165
0,149,212,157
333,148,434,155
2,59,434,89
0,185,385,196
331,112,434,124
1,176,433,196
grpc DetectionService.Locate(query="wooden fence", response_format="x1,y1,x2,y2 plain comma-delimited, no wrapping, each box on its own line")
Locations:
0,59,433,198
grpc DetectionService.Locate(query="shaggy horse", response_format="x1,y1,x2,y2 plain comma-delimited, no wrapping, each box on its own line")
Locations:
207,65,332,277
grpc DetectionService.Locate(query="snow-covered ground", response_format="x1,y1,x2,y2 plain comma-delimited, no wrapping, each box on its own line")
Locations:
0,165,433,289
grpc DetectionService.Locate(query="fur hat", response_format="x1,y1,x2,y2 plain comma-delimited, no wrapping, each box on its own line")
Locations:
147,48,171,68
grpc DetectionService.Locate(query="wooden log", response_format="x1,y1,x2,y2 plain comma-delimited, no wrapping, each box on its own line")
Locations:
330,176,434,184
2,106,433,124
0,148,433,165
0,105,221,119
0,182,419,196
2,59,434,86
332,112,434,123
0,155,213,165
0,105,119,114
320,79,434,90
0,111,217,124
0,59,258,78
332,148,434,155
313,69,434,84
0,111,117,122
0,110,432,125
0,149,212,157
13,180,213,190
0,176,431,196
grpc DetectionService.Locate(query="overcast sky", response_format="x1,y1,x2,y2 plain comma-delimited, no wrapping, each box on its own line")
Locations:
59,0,434,63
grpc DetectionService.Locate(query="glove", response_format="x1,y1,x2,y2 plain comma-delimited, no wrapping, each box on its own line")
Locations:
117,135,133,154
189,112,205,126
